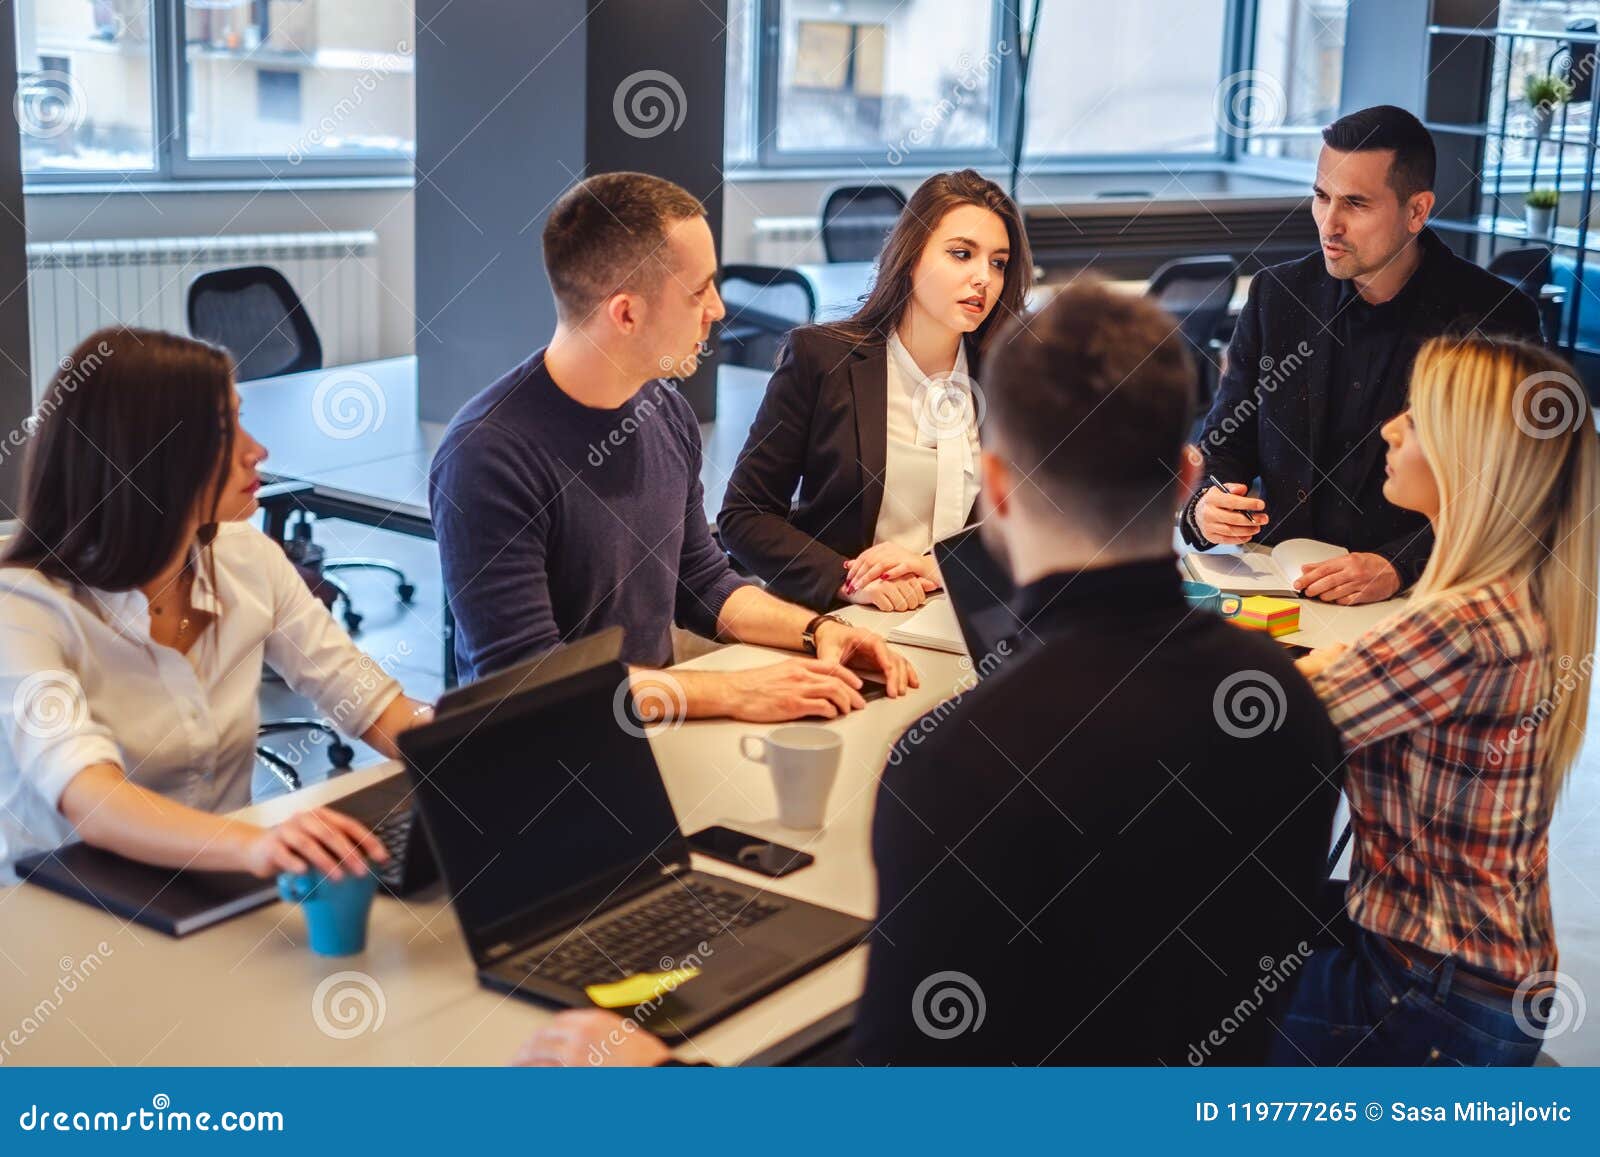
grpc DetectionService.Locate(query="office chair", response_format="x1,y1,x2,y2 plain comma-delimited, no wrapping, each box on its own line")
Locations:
188,267,413,635
1487,245,1561,345
716,264,818,369
1145,255,1239,407
820,183,908,263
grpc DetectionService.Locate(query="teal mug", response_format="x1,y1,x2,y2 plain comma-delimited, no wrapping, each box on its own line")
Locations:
1181,580,1241,618
277,866,379,956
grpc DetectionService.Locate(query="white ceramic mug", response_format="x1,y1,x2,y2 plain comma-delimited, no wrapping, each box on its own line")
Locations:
739,725,843,829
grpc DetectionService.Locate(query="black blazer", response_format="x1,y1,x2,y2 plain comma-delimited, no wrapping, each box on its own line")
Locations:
718,325,980,610
1184,228,1541,585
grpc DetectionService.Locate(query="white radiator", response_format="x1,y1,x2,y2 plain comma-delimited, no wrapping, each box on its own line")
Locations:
25,231,381,397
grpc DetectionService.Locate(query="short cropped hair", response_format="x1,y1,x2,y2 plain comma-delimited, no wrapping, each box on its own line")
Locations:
983,282,1195,535
1321,104,1436,201
541,172,706,322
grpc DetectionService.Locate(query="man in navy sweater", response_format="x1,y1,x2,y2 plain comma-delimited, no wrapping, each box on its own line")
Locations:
430,172,916,721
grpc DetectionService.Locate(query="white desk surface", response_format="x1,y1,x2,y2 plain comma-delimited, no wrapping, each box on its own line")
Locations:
0,591,1392,1067
0,606,965,1067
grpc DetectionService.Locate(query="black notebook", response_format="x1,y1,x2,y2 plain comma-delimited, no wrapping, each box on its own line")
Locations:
15,843,278,937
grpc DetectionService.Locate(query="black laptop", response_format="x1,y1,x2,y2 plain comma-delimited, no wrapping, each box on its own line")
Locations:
397,628,868,1041
933,524,1018,662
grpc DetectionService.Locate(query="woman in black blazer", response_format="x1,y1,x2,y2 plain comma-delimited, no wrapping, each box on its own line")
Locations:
718,170,1033,612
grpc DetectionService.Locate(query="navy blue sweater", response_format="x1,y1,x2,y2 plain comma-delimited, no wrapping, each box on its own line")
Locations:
429,349,747,680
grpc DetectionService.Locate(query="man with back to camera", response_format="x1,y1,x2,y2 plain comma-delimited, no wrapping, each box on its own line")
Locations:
1183,105,1540,604
429,172,917,720
511,282,1343,1066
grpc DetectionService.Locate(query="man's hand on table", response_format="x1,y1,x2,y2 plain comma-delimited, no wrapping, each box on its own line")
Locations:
1293,553,1400,605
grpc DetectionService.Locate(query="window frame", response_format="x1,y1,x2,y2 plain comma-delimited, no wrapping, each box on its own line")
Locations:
18,0,413,188
743,0,1269,173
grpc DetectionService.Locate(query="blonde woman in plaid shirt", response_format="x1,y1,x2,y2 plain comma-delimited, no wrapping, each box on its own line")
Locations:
1274,334,1598,1065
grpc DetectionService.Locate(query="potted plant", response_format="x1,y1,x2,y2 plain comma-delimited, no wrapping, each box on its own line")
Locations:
1525,74,1575,139
1526,187,1560,238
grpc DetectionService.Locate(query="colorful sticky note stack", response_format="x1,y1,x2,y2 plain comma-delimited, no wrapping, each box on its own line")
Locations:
1234,595,1300,637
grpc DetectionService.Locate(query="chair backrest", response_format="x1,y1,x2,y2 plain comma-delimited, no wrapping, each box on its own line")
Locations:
715,264,818,368
187,265,323,381
1487,245,1553,297
821,183,908,263
1145,255,1238,346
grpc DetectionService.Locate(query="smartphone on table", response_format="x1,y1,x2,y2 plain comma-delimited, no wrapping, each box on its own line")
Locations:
687,826,814,878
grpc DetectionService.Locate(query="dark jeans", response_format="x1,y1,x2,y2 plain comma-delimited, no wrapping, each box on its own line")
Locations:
1270,925,1544,1066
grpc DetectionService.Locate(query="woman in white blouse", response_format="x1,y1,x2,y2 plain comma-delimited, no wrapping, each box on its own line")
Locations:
718,170,1034,612
0,328,432,882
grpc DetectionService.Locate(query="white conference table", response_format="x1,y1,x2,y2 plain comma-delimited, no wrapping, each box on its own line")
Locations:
0,590,1396,1067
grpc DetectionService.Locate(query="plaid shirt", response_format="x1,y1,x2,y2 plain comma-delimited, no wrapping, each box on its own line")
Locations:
1312,578,1557,981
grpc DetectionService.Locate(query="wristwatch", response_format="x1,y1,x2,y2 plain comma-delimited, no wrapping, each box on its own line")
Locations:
801,613,847,655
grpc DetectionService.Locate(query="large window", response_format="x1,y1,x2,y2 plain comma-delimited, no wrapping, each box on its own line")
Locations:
13,0,157,174
745,0,1008,166
1023,1,1230,156
1241,0,1349,162
12,0,414,182
730,1,1353,170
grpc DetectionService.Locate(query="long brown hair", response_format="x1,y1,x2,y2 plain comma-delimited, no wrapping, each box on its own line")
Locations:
816,169,1033,356
2,327,237,591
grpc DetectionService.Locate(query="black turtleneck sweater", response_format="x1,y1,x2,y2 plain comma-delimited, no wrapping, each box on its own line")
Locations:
850,557,1342,1065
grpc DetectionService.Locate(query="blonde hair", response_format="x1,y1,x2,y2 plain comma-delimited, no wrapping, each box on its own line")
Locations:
1408,335,1600,792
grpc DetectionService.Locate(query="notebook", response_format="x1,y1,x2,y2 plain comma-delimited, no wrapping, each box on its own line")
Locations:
15,842,278,937
885,597,965,654
1182,538,1348,597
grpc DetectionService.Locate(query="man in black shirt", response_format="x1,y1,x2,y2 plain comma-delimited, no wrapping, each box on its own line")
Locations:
1183,105,1540,603
515,282,1343,1067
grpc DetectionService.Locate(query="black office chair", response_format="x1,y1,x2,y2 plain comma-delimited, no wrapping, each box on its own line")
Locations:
820,184,907,263
1487,245,1561,345
1146,255,1239,407
716,264,819,369
188,267,413,635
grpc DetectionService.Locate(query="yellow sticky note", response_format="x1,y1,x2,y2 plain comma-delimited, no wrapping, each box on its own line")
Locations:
584,967,700,1009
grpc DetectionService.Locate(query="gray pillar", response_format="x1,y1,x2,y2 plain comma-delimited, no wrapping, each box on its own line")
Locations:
0,2,34,517
414,0,727,423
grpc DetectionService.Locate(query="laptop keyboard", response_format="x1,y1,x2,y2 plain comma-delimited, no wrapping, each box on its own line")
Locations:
512,881,784,988
367,808,414,891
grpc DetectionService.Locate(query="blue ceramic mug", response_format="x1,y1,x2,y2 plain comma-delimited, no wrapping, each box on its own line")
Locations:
1181,580,1241,618
277,866,379,956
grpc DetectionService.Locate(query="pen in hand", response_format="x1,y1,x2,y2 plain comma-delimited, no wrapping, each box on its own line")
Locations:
1207,474,1258,526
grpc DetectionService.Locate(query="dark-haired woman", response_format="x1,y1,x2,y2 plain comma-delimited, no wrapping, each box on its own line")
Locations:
718,169,1033,612
0,328,432,882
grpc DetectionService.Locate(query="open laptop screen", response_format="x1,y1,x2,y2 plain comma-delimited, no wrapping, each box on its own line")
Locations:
401,649,687,961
